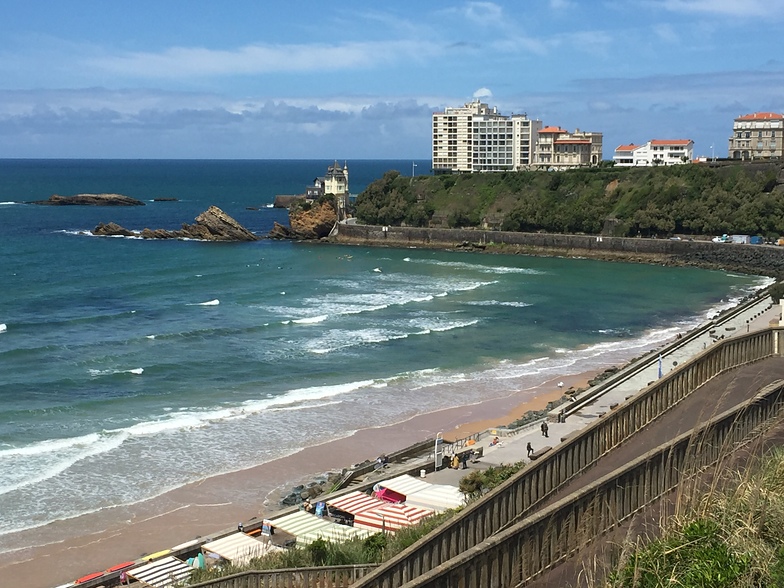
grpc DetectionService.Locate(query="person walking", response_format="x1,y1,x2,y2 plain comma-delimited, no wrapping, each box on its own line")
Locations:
541,421,549,438
526,442,533,457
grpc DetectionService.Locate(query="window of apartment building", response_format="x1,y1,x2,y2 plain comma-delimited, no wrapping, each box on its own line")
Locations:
745,131,751,138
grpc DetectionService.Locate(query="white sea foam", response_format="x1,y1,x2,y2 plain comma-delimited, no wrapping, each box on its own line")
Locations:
88,367,144,377
0,324,6,333
292,315,328,324
0,201,17,205
466,300,532,308
404,257,545,275
189,299,220,306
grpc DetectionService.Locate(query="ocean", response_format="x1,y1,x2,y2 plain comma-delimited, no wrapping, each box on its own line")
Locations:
0,159,770,556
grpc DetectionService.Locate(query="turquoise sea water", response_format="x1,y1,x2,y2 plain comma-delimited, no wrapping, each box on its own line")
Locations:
0,160,769,551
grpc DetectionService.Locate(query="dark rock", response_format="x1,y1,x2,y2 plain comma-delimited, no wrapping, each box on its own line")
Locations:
92,206,260,242
153,197,178,202
32,193,145,206
93,222,136,237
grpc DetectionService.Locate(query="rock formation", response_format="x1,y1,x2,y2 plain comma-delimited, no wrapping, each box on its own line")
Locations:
267,200,337,240
93,206,259,241
32,193,145,206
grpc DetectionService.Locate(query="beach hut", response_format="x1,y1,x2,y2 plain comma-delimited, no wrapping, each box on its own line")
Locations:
404,484,465,512
201,532,280,565
326,490,385,516
376,474,465,512
353,503,434,532
376,474,431,496
126,555,192,588
269,510,372,545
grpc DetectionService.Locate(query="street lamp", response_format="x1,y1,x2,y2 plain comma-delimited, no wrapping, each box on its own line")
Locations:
412,161,418,177
434,432,443,471
711,143,715,161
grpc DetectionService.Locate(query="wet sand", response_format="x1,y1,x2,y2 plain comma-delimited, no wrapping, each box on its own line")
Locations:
0,370,600,588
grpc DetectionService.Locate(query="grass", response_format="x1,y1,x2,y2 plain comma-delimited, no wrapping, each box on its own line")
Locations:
604,447,784,588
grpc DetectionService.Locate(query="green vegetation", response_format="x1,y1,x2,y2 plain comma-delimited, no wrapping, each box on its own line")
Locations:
458,461,525,501
354,163,784,238
607,448,784,588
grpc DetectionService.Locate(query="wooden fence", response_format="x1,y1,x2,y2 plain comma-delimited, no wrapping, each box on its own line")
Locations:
351,328,777,587
396,380,784,587
188,565,378,588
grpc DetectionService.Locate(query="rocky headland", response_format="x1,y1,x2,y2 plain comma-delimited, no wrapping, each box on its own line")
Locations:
31,193,145,206
267,199,337,240
93,205,259,241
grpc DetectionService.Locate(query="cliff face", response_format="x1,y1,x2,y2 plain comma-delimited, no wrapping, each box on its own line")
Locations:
268,200,337,240
93,206,259,241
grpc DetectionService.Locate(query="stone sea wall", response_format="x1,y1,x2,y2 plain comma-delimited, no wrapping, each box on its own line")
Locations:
334,224,784,277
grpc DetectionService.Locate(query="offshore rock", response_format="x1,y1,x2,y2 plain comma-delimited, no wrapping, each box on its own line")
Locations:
93,206,259,241
267,200,337,240
32,193,145,206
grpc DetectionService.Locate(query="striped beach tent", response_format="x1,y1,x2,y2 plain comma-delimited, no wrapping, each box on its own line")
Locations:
353,502,434,532
375,474,431,496
127,555,192,588
326,490,385,515
202,532,280,565
270,510,371,545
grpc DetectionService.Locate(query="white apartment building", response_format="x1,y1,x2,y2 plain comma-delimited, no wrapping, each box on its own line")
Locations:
432,100,541,173
613,139,694,166
728,112,784,160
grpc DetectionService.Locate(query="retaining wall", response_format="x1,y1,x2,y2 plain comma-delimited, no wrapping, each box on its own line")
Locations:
335,224,784,276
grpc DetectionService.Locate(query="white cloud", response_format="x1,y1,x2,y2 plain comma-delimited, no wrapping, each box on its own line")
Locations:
87,40,442,79
462,2,505,26
648,0,784,18
473,87,493,98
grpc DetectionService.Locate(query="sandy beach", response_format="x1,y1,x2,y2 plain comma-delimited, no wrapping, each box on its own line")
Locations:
0,369,599,588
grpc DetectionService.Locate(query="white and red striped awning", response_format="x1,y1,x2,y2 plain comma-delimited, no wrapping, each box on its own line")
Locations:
326,490,384,515
353,503,434,532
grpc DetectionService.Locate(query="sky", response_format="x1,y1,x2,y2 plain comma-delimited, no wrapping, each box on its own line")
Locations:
0,0,782,160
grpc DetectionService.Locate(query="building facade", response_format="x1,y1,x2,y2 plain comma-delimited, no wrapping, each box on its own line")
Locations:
533,127,603,170
612,139,694,166
432,101,541,173
728,112,784,160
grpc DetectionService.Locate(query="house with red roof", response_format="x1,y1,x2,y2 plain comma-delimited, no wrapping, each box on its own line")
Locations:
613,139,693,166
533,127,603,170
728,112,783,160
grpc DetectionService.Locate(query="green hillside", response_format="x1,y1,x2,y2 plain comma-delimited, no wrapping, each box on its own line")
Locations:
354,162,784,238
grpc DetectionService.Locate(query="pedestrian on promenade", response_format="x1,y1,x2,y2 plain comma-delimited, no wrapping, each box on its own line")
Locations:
526,442,533,457
541,421,549,438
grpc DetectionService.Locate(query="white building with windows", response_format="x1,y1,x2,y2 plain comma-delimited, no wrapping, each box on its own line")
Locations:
728,112,783,160
432,100,541,173
613,139,693,166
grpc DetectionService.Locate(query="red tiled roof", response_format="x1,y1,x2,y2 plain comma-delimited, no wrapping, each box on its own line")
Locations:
539,126,567,134
650,139,692,146
615,144,639,152
736,112,784,121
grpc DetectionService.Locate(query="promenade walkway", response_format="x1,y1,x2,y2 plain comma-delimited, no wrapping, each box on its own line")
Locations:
424,297,781,490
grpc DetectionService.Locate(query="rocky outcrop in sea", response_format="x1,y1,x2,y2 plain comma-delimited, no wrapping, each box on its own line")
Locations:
267,200,337,240
93,205,259,241
31,193,145,206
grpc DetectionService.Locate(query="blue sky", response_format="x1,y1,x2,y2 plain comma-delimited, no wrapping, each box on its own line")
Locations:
0,0,782,159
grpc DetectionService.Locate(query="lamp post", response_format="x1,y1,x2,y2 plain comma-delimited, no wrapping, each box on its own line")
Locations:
434,432,443,471
412,161,417,177
711,143,715,161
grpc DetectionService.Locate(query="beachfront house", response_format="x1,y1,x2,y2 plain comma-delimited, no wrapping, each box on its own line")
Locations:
613,139,694,166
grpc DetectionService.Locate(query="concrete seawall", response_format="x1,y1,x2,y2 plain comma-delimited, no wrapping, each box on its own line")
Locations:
334,224,784,277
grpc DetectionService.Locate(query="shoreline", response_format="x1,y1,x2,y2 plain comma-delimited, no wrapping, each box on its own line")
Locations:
0,368,603,588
